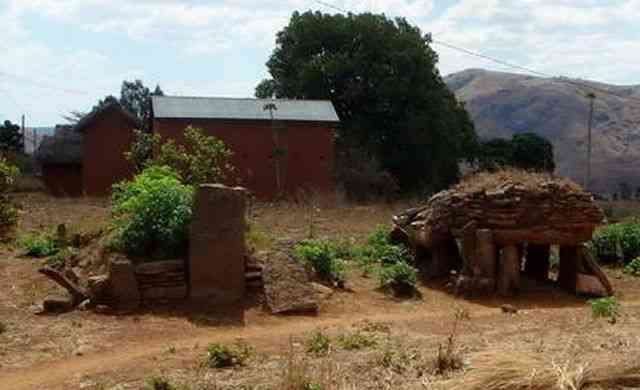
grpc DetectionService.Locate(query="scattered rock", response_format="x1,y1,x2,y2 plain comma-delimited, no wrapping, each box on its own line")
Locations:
501,304,518,314
73,344,92,356
42,294,74,314
87,274,110,302
311,282,334,302
263,251,318,314
77,299,93,311
93,304,112,314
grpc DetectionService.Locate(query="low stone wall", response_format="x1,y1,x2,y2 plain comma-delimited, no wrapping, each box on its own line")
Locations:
135,260,187,301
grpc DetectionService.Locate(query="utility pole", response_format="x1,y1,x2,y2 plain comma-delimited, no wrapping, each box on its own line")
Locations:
21,114,26,154
585,93,596,191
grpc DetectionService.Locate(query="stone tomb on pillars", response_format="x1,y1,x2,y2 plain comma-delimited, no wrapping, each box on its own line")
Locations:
392,170,613,297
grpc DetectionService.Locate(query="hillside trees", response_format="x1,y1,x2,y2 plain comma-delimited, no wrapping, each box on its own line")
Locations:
477,132,555,172
257,11,477,193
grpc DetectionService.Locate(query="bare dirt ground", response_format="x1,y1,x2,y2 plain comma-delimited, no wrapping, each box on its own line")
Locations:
1,194,639,389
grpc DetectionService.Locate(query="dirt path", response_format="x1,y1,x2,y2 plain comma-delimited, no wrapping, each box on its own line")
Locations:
0,306,497,390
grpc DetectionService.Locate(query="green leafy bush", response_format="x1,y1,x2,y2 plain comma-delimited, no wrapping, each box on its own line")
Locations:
17,233,59,257
204,342,253,368
365,225,411,265
293,239,348,284
589,296,620,318
111,166,194,259
624,257,640,276
590,221,640,264
378,261,418,296
0,157,19,237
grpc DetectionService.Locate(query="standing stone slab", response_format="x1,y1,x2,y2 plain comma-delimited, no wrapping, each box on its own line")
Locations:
498,245,521,296
108,256,140,310
475,229,497,280
189,184,247,303
558,246,580,293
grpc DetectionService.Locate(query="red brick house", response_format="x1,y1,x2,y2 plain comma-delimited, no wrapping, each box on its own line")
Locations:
152,96,339,198
37,102,138,196
38,96,339,198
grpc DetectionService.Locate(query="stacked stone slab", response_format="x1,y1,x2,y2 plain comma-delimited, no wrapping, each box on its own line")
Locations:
393,170,612,297
135,260,187,301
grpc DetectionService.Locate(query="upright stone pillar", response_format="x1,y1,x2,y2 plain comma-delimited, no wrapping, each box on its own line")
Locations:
498,245,521,296
189,184,247,303
474,229,497,292
558,246,579,293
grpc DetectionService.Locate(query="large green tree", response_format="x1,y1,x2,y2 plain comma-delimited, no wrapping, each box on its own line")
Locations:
257,11,477,192
0,120,24,153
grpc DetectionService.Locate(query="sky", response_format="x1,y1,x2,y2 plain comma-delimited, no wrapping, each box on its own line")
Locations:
1,0,639,126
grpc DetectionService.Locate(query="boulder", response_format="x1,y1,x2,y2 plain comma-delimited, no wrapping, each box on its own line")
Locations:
263,251,319,314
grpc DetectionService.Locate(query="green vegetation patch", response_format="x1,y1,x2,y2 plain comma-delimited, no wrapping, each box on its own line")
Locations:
589,296,620,319
590,220,640,265
17,232,59,258
204,342,253,369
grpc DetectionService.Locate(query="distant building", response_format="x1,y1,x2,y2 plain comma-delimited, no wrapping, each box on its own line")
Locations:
152,96,339,198
36,103,138,196
36,96,340,198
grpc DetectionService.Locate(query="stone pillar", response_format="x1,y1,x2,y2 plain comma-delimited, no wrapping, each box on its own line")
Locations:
189,184,247,303
498,245,521,296
461,231,476,276
558,246,579,292
524,244,551,282
473,229,497,292
108,256,140,310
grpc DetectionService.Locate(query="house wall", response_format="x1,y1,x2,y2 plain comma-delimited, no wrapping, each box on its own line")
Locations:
41,163,83,197
82,110,136,196
153,118,335,198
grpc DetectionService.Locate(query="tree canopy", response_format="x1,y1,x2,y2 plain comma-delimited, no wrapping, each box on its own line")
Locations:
257,11,477,192
477,132,555,172
0,120,24,154
66,80,163,132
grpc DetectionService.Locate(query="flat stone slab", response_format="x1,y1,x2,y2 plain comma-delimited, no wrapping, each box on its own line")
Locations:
263,252,319,314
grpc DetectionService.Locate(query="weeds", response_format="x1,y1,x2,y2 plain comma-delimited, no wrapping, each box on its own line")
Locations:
246,222,274,252
590,220,640,264
589,297,620,319
433,309,468,375
204,342,253,368
624,257,640,276
45,247,78,269
144,375,176,390
336,331,377,350
17,232,59,257
306,331,331,355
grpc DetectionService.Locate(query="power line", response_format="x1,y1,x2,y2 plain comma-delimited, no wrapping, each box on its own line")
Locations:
311,0,640,105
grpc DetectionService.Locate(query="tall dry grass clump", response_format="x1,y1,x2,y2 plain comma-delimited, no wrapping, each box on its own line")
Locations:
454,350,640,390
457,168,582,195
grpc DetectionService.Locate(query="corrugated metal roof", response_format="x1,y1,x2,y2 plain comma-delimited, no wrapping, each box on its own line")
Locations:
152,96,340,123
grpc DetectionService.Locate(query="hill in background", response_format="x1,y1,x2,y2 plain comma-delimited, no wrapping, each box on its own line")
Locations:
445,69,640,194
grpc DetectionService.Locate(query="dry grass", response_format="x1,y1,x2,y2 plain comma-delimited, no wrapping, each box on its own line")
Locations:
457,169,583,194
451,350,640,390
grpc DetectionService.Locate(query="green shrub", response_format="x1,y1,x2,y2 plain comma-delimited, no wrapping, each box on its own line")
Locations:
293,239,347,284
367,225,391,251
589,297,620,318
0,157,19,237
365,225,411,265
378,261,418,296
336,331,377,350
591,221,640,264
144,375,176,390
624,257,640,276
17,233,59,257
204,342,253,368
306,331,331,355
111,166,194,259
